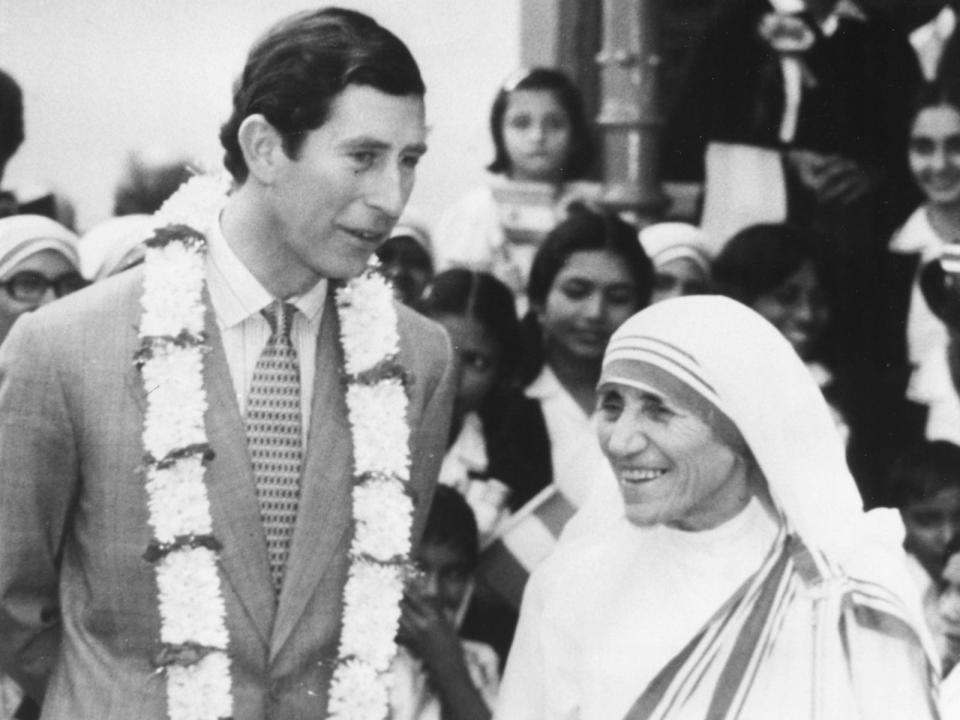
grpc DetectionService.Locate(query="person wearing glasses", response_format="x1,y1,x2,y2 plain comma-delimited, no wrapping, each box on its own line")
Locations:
0,214,84,345
0,213,83,719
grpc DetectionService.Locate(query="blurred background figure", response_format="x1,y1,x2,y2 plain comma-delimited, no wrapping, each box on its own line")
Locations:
888,441,960,670
915,246,960,444
112,148,192,217
0,68,75,230
78,214,154,282
637,222,712,304
434,67,600,309
710,223,855,458
938,533,960,715
419,268,548,665
663,1,923,496
0,214,84,345
910,0,958,80
0,69,24,217
376,214,434,307
0,212,85,719
889,83,960,444
392,486,499,720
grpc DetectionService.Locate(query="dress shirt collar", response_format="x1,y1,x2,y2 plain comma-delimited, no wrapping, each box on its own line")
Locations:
206,212,327,328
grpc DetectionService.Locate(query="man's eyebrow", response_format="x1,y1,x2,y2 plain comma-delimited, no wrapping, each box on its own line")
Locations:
339,137,428,155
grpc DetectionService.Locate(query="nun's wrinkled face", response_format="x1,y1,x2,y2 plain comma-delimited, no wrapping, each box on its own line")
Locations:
597,381,752,530
0,249,81,343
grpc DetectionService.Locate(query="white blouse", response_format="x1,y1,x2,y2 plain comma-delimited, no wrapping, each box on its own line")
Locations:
524,366,615,511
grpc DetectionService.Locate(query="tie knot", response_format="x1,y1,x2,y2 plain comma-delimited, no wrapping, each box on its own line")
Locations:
262,300,296,340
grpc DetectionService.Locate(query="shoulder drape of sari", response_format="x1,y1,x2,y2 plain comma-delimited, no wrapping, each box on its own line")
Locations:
623,530,939,720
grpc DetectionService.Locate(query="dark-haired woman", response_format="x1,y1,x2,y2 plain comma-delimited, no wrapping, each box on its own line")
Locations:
420,269,551,539
434,68,600,309
518,205,652,536
419,269,552,664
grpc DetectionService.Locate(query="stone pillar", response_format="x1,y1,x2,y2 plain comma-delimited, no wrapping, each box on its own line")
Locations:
596,0,667,222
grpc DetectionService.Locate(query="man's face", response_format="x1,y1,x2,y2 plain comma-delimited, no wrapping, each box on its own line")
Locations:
264,85,427,286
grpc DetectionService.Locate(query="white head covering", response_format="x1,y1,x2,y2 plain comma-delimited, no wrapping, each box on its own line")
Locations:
0,214,80,278
638,222,712,275
79,214,153,281
600,295,861,549
596,295,925,616
389,209,433,257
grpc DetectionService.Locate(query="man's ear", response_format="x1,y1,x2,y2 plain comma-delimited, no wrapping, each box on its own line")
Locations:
237,114,286,185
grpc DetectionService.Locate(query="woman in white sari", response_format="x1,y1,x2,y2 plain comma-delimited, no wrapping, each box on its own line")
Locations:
496,296,940,719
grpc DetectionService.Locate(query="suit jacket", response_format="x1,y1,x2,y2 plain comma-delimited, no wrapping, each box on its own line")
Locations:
0,265,455,719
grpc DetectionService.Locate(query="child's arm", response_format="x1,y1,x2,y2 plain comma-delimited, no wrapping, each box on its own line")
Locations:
398,589,494,720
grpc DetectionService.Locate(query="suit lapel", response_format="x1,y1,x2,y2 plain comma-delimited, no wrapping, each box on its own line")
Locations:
271,290,354,658
202,299,276,647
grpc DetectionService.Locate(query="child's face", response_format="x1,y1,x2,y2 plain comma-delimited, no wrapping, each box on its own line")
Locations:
502,89,572,183
434,313,503,418
901,486,960,572
413,539,473,624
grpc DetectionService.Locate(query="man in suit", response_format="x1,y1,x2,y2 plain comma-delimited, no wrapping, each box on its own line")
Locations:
0,8,455,719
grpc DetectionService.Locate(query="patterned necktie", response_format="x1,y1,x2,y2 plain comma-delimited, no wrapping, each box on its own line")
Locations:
247,299,302,594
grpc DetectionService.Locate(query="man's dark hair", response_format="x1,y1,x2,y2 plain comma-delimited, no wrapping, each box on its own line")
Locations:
219,7,425,183
0,69,25,169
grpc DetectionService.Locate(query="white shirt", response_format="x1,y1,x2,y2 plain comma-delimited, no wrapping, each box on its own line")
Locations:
888,206,960,442
524,366,615,510
205,215,327,438
889,206,951,369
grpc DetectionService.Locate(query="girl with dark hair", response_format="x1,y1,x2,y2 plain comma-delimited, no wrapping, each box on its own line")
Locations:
713,223,833,366
433,68,601,307
419,269,551,667
889,83,960,447
712,222,853,457
518,205,652,529
420,269,551,529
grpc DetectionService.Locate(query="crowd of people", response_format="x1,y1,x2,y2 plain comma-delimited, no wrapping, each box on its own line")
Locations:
2,1,960,719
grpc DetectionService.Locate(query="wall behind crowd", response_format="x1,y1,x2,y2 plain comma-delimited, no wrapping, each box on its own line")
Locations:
0,0,521,231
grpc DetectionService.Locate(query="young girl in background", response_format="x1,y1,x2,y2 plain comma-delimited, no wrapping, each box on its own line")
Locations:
420,268,551,532
888,83,960,443
433,68,599,308
419,269,551,664
518,204,652,541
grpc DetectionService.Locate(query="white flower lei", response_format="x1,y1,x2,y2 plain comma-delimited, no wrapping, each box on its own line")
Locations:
138,175,413,720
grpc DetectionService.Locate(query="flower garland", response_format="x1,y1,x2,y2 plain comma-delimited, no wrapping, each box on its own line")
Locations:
327,269,413,720
137,175,413,720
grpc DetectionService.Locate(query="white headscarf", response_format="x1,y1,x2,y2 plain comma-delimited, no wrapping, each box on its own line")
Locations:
594,296,925,622
79,214,153,281
0,214,80,279
638,222,712,276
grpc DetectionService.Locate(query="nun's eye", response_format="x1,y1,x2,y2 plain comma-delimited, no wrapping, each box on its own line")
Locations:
598,390,624,418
